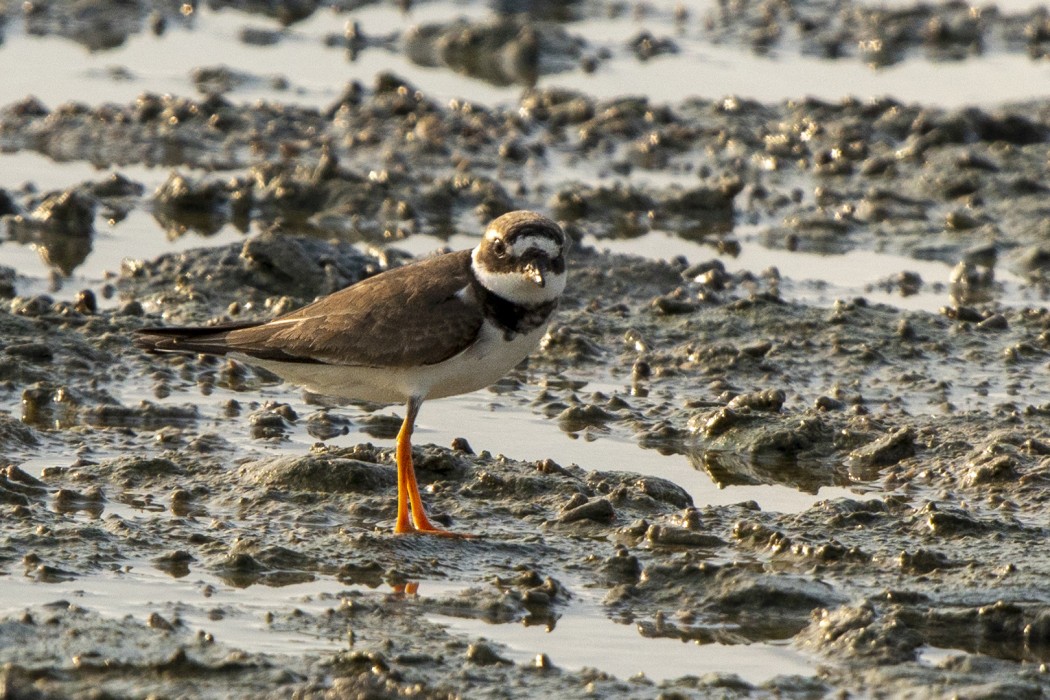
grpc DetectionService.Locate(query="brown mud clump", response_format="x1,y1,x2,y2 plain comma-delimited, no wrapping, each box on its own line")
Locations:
3,2,1050,698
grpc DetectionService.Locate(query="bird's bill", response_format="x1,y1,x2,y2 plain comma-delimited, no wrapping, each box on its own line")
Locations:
523,260,549,287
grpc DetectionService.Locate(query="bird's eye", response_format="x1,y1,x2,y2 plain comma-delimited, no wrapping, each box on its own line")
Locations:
491,239,507,257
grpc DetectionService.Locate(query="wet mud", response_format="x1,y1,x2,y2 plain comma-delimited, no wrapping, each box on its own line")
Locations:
3,1,1050,698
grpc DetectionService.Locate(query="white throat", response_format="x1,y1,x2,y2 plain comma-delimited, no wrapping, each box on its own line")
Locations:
471,247,566,306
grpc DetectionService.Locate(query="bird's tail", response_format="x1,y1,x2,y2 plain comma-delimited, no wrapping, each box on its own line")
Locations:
133,320,262,356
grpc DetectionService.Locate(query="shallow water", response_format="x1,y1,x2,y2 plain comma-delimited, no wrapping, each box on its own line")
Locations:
0,564,817,683
3,1,1049,110
2,147,1030,314
431,599,816,684
2,0,1047,693
590,229,1037,313
0,567,356,656
3,0,1042,310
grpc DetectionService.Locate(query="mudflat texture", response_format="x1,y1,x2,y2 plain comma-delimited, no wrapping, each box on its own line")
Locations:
2,1,1050,698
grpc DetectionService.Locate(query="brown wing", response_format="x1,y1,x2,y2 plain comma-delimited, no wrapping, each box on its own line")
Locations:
137,250,484,369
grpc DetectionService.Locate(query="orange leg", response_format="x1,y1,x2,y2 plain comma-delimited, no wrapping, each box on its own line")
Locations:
392,398,468,537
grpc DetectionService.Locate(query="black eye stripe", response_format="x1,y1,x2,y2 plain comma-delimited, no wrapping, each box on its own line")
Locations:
478,247,565,272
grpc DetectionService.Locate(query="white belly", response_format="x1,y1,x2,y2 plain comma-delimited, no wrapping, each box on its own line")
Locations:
232,320,549,405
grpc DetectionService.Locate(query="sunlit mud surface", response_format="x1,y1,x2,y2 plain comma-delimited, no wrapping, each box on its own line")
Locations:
3,1,1050,697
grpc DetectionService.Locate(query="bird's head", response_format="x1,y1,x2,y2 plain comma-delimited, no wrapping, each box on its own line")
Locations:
471,211,567,306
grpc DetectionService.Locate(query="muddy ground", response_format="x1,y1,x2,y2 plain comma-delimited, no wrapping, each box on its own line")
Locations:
3,1,1050,698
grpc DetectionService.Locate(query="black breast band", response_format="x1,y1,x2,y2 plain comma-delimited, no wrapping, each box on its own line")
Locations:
472,281,557,339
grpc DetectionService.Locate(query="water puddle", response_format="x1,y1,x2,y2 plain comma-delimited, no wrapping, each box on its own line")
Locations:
1,153,1027,328
0,565,816,682
587,229,1035,313
87,373,868,516
4,208,249,302
2,1,1048,112
399,389,865,513
551,42,1050,109
430,596,816,684
4,203,1030,313
0,151,247,301
0,151,164,189
0,566,468,656
918,645,965,668
0,568,346,655
0,5,508,111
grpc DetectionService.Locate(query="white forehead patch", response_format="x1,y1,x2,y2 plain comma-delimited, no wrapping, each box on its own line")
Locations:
516,236,562,258
485,226,563,258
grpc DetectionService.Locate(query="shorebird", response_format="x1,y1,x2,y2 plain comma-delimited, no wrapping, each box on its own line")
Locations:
135,211,567,537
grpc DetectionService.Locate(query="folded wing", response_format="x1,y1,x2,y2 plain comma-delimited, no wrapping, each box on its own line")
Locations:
135,250,483,369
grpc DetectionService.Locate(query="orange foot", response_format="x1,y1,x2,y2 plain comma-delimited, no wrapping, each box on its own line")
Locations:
394,521,475,539
392,398,476,539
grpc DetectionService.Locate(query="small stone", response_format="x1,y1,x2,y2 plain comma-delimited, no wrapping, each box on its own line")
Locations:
976,313,1008,331
466,642,511,666
74,289,97,314
650,295,697,315
646,524,724,548
118,300,144,317
147,612,176,631
558,497,615,524
450,437,474,454
815,395,845,411
727,389,785,412
847,427,916,470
